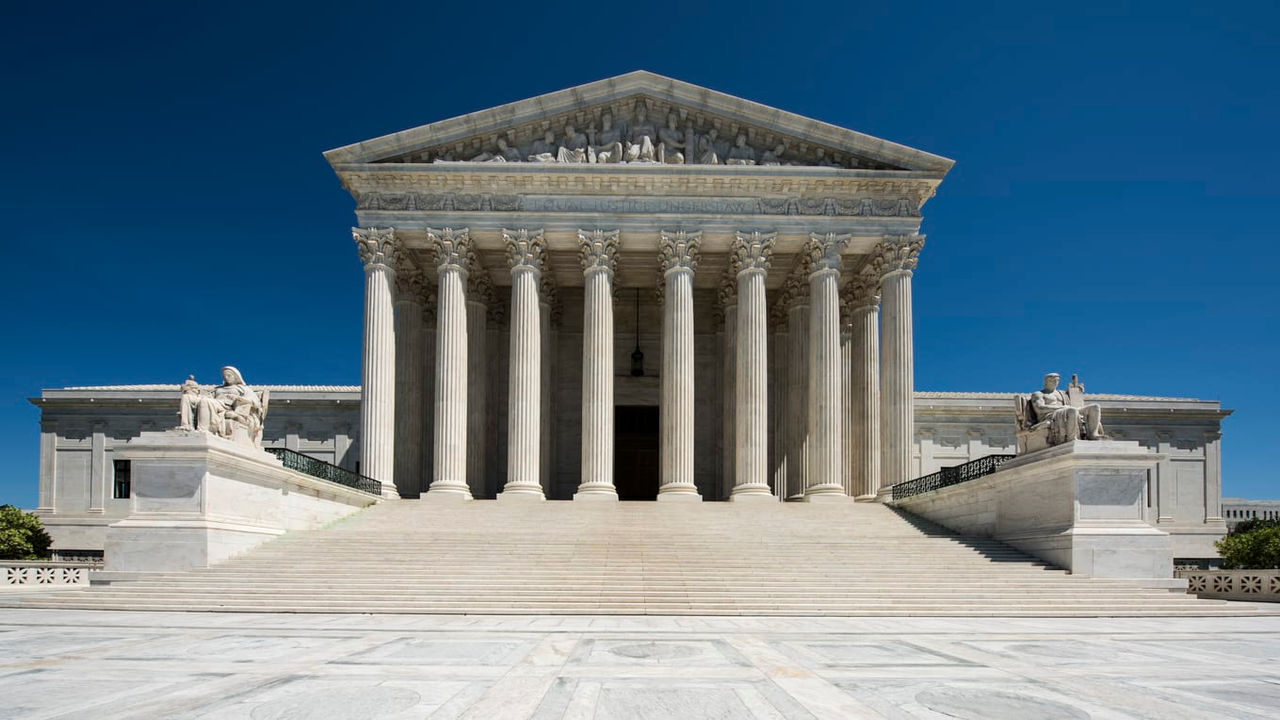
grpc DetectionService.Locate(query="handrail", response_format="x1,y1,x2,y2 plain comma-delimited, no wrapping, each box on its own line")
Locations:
892,454,1016,501
265,448,382,496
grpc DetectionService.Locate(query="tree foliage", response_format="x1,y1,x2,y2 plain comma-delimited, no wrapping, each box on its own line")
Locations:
0,505,53,560
1216,518,1280,570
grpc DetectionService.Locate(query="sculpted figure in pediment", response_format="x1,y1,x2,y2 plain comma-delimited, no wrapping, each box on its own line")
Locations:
590,112,624,163
528,130,559,163
725,133,757,165
760,143,788,165
623,102,658,163
469,137,522,163
696,129,721,165
657,112,685,164
556,124,589,163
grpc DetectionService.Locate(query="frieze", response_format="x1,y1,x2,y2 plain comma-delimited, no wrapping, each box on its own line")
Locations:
357,191,921,218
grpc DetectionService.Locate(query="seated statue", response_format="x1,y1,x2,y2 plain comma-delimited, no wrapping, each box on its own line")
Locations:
178,366,269,448
760,143,788,165
725,133,757,165
469,137,522,163
556,125,589,163
527,131,559,163
623,102,658,163
589,112,624,163
657,112,685,164
1014,372,1104,453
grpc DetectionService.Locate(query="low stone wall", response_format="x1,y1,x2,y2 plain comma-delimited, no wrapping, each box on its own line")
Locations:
1179,569,1280,602
893,440,1173,581
2,561,93,588
105,430,379,573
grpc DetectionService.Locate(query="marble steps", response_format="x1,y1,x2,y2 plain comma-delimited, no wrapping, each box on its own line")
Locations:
14,501,1253,616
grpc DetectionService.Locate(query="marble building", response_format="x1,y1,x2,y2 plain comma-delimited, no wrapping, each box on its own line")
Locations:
27,72,1230,559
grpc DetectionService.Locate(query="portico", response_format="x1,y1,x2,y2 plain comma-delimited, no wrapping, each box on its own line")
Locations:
326,71,952,501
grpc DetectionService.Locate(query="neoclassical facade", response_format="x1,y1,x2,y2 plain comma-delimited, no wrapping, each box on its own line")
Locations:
328,71,951,503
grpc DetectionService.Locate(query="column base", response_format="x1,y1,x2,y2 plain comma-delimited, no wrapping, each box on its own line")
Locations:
875,486,893,503
803,487,852,503
379,487,402,500
574,486,619,501
730,485,774,502
498,485,546,502
656,486,702,502
854,494,878,503
424,483,472,501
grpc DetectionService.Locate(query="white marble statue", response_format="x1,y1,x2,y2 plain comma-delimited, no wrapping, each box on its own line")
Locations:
590,112,624,163
657,112,685,164
556,125,589,163
1015,373,1105,452
760,143,787,165
178,367,269,448
623,102,658,163
528,131,559,163
725,133,757,165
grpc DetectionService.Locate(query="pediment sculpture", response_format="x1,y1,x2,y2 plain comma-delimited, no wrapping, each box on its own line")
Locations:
1013,373,1105,454
177,366,270,448
418,98,886,170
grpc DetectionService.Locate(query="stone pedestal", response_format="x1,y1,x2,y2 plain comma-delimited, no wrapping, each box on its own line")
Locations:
104,431,376,573
893,440,1173,580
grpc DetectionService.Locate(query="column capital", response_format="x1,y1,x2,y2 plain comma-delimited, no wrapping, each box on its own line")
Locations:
807,232,851,276
875,233,925,277
841,265,882,314
393,253,426,300
658,230,702,275
465,252,495,306
353,227,398,269
504,228,545,274
731,231,776,277
578,229,620,279
426,227,472,275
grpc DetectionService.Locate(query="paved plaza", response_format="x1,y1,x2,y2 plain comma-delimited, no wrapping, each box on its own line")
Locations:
1,609,1278,718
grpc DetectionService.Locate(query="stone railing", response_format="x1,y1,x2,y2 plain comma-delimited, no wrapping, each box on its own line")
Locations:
2,561,93,588
1178,569,1280,603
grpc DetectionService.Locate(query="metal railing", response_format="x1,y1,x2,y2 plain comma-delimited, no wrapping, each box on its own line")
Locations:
266,448,382,496
891,454,1017,501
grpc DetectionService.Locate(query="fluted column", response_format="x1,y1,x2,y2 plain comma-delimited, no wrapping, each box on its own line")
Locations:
842,271,881,499
464,254,493,497
426,227,471,499
657,230,701,501
840,308,853,497
878,234,924,498
768,312,788,500
353,227,400,498
719,291,736,498
393,253,427,498
731,231,775,501
500,228,545,500
785,280,809,499
420,290,438,495
805,233,850,500
576,229,620,500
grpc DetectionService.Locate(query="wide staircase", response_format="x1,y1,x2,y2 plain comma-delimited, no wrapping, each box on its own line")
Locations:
12,501,1258,616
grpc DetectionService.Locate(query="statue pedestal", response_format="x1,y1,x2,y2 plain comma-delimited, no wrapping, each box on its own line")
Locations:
894,440,1174,582
104,430,378,573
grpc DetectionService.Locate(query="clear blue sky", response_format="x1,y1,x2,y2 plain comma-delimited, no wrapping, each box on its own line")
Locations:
1,1,1276,506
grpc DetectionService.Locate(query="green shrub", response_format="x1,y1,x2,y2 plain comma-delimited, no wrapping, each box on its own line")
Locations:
0,505,53,560
1216,519,1280,570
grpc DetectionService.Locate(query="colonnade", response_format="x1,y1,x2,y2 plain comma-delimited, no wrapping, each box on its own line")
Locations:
353,226,923,502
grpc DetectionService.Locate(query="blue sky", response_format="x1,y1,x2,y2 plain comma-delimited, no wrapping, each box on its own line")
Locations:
1,1,1276,506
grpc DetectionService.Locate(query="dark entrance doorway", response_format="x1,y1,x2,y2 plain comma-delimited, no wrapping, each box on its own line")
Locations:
615,405,660,500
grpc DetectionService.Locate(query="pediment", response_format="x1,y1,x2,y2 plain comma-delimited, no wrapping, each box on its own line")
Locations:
324,71,953,174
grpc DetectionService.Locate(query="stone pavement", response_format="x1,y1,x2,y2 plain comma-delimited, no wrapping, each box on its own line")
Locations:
1,609,1278,719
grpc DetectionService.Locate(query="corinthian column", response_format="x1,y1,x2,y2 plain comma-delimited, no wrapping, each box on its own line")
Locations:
805,233,851,501
426,227,472,499
353,227,400,498
844,269,881,499
393,253,427,498
785,276,809,499
466,254,492,498
657,230,701,502
730,231,775,501
878,234,924,497
575,229,620,501
500,228,545,500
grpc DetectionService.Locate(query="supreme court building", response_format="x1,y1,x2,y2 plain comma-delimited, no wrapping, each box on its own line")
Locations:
331,71,948,504
31,72,1231,561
